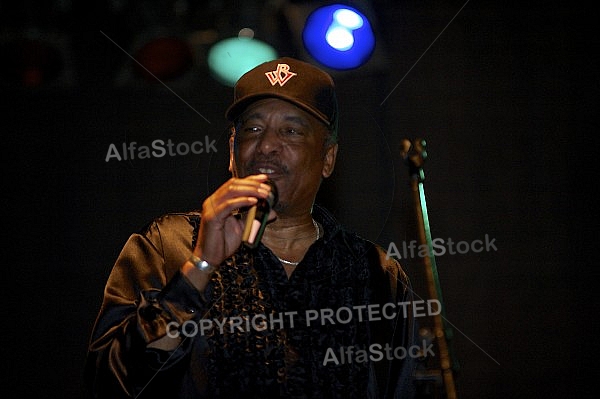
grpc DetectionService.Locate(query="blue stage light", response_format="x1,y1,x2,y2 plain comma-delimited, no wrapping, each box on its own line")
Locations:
302,4,375,70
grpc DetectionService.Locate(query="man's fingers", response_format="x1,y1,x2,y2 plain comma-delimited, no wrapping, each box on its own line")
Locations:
205,196,258,220
205,175,274,213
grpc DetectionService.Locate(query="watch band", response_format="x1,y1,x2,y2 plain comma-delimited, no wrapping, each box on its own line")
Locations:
188,254,216,273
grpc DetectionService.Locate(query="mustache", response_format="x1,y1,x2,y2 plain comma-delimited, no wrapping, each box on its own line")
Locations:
244,157,289,174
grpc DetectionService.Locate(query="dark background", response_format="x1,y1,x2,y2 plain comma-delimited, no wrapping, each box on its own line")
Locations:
3,1,594,398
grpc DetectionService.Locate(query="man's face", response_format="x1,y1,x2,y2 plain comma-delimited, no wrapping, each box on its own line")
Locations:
230,98,338,217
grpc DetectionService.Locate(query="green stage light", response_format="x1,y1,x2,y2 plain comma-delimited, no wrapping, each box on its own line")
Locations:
207,33,278,87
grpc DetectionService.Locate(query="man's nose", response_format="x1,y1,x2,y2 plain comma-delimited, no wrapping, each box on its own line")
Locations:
257,127,282,154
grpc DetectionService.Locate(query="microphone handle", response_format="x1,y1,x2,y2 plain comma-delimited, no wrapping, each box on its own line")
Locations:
242,180,277,248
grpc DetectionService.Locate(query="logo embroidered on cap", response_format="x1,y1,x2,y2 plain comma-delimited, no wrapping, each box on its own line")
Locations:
264,63,297,86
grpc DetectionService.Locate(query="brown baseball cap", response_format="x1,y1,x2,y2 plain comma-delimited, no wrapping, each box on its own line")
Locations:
225,57,338,132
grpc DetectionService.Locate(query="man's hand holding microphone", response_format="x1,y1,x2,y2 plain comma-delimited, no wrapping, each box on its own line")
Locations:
183,174,278,292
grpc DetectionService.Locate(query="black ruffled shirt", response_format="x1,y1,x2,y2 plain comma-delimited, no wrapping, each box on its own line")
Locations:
85,205,417,398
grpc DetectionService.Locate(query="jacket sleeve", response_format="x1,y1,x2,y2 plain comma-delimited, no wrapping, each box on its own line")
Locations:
371,244,418,399
84,214,207,398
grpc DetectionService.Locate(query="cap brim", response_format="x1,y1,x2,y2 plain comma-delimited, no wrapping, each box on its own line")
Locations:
226,93,331,127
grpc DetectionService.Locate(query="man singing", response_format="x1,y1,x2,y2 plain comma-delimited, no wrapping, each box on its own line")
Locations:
85,57,418,398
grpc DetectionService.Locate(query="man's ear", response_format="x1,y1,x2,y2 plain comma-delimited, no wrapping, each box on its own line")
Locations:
322,143,338,178
228,128,237,176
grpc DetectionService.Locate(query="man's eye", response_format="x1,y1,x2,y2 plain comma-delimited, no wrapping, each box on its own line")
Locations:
284,128,302,136
243,126,261,134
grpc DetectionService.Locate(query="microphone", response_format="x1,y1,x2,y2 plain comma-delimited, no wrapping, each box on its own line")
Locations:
242,179,278,248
